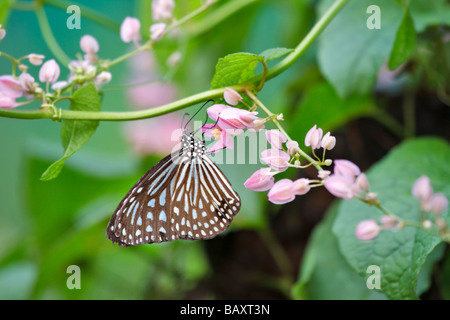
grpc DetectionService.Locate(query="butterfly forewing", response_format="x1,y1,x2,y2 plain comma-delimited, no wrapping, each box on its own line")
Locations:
107,130,240,246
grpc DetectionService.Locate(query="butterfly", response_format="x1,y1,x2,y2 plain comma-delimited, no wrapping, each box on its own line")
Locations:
106,123,241,246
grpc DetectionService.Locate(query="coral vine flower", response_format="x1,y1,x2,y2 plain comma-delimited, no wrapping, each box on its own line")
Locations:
202,123,241,154
244,168,275,192
120,17,141,43
266,129,287,150
268,179,296,204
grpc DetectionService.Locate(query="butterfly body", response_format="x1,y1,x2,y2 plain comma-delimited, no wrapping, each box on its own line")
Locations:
107,129,240,246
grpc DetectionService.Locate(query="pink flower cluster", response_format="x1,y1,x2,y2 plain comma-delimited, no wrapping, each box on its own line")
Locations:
244,124,340,205
244,129,311,204
412,175,448,215
0,27,114,110
354,175,448,242
323,160,371,200
202,88,262,153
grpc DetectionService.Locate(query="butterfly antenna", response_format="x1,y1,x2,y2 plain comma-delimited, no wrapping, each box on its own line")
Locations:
184,99,215,131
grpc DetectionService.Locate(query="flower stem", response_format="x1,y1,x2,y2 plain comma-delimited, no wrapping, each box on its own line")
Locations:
244,88,323,171
34,3,71,66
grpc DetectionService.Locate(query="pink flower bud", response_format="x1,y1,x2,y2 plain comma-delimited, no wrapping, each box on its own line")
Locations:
152,0,175,21
333,159,361,180
80,35,99,54
304,124,323,149
0,93,16,109
0,25,5,41
430,193,448,215
268,179,296,204
0,75,23,98
321,132,336,150
355,219,380,241
355,173,370,192
19,73,35,95
244,168,275,192
120,17,141,43
266,129,287,150
27,54,45,66
217,107,258,130
292,178,310,195
252,118,266,131
318,170,331,180
94,71,112,87
51,81,68,90
223,87,243,106
207,104,229,122
150,23,166,42
286,140,300,155
39,59,60,83
260,149,290,172
412,175,433,201
380,215,399,230
324,175,355,199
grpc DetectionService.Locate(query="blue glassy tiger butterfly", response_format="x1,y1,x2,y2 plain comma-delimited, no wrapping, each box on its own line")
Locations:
107,102,241,246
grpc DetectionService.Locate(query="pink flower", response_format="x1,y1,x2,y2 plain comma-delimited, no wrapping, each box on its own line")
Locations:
321,132,336,150
244,168,275,192
260,148,290,172
412,175,433,202
80,35,99,54
120,17,141,43
206,104,258,130
324,175,355,199
150,23,166,42
19,73,35,98
152,0,175,21
223,87,243,106
266,129,287,150
430,193,448,215
218,107,258,130
206,104,228,121
268,179,296,204
355,173,370,192
333,159,361,180
0,93,16,109
355,219,381,241
0,75,23,98
292,178,310,195
286,140,300,155
305,124,323,149
0,25,5,40
202,124,241,154
39,59,60,83
27,54,45,66
380,215,399,230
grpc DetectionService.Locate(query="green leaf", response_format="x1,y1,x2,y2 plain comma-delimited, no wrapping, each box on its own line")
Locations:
210,52,264,89
41,83,101,181
293,203,387,300
318,0,404,97
388,9,416,70
409,0,450,32
333,138,450,300
259,47,294,62
289,82,375,144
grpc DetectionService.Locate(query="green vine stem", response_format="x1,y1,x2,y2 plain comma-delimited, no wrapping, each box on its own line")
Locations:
0,0,349,122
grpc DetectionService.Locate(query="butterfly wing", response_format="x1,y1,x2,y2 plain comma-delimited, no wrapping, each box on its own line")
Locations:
169,155,241,240
106,152,181,246
107,153,240,246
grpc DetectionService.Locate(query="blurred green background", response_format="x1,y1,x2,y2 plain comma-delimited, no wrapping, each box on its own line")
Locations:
0,0,449,299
